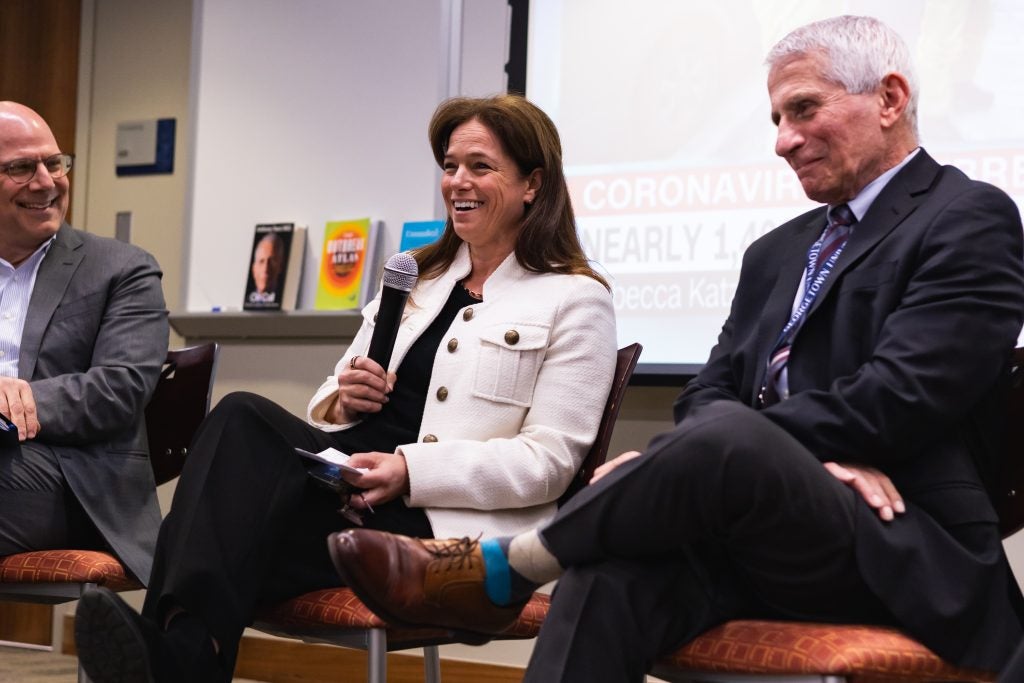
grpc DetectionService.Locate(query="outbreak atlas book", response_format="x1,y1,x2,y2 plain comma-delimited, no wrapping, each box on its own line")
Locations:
243,222,306,311
314,218,382,310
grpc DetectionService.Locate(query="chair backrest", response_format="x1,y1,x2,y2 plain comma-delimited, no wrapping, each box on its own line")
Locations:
996,347,1024,538
557,343,642,506
145,343,219,486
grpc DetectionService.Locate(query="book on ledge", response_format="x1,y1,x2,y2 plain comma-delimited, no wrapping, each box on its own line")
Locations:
399,219,445,251
243,222,306,311
314,217,381,310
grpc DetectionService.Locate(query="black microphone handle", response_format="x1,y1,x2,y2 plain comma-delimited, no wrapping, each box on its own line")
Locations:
366,285,411,370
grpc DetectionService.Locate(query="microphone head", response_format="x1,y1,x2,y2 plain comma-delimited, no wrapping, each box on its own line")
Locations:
382,253,419,292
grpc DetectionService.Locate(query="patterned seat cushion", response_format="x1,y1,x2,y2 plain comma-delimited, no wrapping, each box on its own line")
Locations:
257,589,995,682
658,619,995,682
255,587,549,646
0,549,140,592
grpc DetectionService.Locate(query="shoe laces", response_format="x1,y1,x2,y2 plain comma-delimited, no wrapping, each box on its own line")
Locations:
420,535,482,573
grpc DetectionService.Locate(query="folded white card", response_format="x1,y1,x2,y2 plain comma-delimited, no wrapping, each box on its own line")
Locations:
294,447,367,475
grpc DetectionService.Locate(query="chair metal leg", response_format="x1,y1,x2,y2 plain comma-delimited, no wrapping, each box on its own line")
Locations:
77,581,97,683
367,628,387,683
423,645,441,683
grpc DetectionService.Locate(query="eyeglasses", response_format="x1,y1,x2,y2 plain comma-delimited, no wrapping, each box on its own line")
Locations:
0,153,74,184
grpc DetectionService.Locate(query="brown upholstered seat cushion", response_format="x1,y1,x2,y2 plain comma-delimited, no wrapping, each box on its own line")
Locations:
0,549,139,592
255,587,549,648
657,619,995,682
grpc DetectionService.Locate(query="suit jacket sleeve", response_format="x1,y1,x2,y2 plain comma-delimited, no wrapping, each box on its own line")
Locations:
673,288,746,419
307,299,377,429
30,245,169,444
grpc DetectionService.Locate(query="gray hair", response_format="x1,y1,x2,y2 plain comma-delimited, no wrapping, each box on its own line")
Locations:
766,15,918,136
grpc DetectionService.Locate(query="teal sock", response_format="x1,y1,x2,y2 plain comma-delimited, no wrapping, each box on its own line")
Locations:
481,537,542,606
480,539,512,605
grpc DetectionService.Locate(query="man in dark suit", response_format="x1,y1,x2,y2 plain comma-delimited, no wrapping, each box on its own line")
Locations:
328,15,1024,680
0,101,169,584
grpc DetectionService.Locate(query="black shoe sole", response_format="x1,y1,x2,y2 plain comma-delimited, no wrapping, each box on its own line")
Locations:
75,587,155,683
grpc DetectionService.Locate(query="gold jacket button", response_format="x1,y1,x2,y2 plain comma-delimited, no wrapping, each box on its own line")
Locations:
422,434,438,443
436,386,449,401
447,338,458,352
504,329,520,345
463,307,474,321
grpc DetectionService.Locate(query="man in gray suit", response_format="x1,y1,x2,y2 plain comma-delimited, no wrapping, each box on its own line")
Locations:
0,101,169,584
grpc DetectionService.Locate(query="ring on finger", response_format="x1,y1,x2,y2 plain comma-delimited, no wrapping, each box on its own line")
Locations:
350,355,360,369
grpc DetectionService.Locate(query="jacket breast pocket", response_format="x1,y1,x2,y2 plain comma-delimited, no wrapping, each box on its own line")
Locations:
473,323,549,406
837,261,897,293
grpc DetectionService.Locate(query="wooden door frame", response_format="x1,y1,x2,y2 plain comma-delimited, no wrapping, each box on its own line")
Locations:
0,0,83,647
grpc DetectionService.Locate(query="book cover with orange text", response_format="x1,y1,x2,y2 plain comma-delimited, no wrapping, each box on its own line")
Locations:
314,218,380,310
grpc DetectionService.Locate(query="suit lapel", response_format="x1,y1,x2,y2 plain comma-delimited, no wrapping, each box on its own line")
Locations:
802,150,941,318
19,224,84,379
749,150,940,396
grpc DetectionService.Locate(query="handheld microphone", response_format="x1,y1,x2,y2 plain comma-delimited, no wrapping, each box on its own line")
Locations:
366,253,419,371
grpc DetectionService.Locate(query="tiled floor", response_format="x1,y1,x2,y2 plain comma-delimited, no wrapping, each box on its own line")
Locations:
0,645,76,683
0,645,264,682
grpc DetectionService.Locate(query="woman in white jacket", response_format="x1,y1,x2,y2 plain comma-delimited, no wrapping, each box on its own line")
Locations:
76,94,617,683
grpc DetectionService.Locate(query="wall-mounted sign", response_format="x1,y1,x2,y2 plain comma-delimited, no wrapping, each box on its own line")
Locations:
116,118,175,176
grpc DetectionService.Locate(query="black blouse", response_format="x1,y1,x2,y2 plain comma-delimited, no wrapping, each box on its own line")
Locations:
331,284,477,454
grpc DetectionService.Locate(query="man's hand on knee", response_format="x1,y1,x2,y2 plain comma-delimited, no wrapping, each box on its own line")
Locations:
590,450,643,484
824,462,905,522
0,378,39,441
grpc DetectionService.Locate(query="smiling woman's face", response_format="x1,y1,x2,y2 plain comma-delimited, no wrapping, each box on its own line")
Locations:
440,118,539,255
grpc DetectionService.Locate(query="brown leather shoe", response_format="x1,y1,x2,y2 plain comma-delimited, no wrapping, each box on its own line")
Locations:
327,529,525,636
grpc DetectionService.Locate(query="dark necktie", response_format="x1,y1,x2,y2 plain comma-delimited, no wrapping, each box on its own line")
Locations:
762,203,855,405
814,203,855,275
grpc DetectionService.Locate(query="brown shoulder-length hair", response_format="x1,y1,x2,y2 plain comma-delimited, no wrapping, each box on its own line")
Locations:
413,94,608,289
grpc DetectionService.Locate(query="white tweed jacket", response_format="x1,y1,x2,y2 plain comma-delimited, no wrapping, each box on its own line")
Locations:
308,244,617,539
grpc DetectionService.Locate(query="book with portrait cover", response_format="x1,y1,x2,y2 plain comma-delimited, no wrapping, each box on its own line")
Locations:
314,218,381,310
243,222,306,311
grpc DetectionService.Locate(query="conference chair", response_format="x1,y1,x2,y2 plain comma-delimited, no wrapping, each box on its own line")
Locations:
253,342,643,683
0,343,219,683
144,343,221,487
648,346,1024,683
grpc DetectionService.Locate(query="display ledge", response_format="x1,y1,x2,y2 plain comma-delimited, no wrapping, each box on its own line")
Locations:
170,310,363,341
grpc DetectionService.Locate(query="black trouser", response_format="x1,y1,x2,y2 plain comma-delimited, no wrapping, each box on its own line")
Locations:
142,392,431,677
526,400,892,682
0,443,104,555
1001,639,1024,680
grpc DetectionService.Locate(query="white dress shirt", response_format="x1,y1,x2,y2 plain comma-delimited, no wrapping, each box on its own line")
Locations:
0,238,54,378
